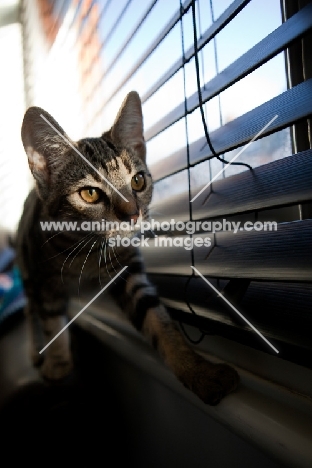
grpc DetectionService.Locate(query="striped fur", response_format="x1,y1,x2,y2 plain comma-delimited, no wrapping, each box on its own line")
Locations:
16,91,239,405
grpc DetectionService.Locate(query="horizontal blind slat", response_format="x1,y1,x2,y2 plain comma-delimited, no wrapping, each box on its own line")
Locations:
141,220,312,281
150,149,312,221
90,0,158,102
149,79,312,181
150,275,312,322
141,0,252,103
145,2,312,142
193,220,312,281
98,0,192,111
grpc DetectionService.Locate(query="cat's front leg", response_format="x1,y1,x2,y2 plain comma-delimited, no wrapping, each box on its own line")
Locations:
36,284,72,381
24,300,45,367
110,257,239,405
142,305,239,405
40,314,73,380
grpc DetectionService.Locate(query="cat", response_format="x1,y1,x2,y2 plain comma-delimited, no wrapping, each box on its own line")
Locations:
16,91,239,405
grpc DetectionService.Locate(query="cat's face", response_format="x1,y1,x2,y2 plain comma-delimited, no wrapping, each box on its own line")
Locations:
21,92,153,238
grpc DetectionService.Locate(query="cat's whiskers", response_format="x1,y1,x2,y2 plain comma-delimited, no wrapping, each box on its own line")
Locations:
68,234,94,268
41,230,63,247
108,243,118,277
111,246,128,283
78,237,98,297
112,246,122,269
98,239,105,288
104,239,113,282
60,234,92,284
42,233,92,262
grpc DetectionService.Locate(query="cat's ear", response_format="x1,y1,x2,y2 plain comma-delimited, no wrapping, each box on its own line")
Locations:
21,107,72,195
109,91,146,161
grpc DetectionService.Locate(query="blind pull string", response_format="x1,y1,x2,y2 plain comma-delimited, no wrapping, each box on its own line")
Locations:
179,0,211,344
191,0,252,170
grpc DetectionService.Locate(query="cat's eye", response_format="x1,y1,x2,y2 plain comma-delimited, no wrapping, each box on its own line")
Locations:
80,187,101,203
131,173,145,192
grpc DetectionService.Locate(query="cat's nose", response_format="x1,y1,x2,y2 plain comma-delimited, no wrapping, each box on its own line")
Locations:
118,210,139,224
129,212,139,224
117,210,139,224
114,193,139,224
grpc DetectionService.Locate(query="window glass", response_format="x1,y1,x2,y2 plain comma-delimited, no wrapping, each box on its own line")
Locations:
152,170,189,204
184,51,216,99
102,0,179,99
134,22,182,98
219,53,288,125
211,0,234,21
98,0,129,45
143,68,185,131
146,118,187,167
198,0,213,33
215,0,283,73
100,0,151,67
223,128,292,177
187,96,221,146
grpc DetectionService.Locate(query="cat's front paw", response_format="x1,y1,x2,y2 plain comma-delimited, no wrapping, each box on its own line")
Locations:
182,358,239,405
40,356,73,381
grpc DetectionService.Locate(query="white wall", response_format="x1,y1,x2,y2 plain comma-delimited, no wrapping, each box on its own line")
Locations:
0,2,31,233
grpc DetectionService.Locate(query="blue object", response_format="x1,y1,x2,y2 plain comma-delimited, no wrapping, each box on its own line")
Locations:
0,246,15,272
0,248,26,324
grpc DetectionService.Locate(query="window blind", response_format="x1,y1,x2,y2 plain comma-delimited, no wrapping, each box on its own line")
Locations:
21,0,312,368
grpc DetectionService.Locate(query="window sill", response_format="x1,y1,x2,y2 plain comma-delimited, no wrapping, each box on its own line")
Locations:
69,295,312,468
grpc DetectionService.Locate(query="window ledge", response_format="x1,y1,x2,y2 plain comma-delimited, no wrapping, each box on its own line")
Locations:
69,295,312,468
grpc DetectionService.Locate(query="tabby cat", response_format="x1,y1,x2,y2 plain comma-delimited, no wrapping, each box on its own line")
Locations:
16,91,238,405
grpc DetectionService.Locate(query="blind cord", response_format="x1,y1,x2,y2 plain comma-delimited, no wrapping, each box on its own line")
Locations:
181,275,213,344
179,0,208,344
191,0,253,170
178,1,252,344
